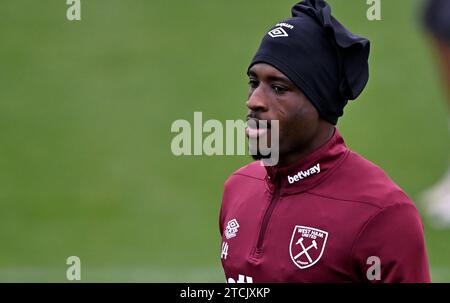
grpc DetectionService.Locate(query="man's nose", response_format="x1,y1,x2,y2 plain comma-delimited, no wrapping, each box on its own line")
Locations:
246,86,269,112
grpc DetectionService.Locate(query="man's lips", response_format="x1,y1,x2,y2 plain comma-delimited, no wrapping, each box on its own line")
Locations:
246,127,269,138
246,119,271,138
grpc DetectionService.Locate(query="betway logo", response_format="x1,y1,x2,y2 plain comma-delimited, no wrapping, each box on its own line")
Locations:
287,164,321,184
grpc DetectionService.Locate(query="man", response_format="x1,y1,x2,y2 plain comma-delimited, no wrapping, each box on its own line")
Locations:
219,0,430,282
421,0,450,228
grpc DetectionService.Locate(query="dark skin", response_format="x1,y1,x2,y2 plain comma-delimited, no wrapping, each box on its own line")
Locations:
247,63,334,168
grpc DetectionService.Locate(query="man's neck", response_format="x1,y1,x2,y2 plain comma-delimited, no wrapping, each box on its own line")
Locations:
276,125,335,168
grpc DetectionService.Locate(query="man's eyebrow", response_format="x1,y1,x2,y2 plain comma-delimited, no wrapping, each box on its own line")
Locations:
267,75,291,83
247,70,291,83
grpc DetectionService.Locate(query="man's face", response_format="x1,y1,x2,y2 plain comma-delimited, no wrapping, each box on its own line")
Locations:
246,63,322,163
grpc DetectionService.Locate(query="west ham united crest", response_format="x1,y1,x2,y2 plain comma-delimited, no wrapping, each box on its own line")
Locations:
289,225,328,269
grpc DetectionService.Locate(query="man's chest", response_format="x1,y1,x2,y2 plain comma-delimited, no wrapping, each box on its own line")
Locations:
220,188,367,282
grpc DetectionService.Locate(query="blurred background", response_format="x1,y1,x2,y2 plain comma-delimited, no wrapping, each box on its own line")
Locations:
0,0,449,282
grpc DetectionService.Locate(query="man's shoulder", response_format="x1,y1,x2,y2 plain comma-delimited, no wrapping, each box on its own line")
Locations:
224,161,267,187
311,150,415,210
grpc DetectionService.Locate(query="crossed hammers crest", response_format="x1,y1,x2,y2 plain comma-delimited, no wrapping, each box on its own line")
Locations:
293,237,318,265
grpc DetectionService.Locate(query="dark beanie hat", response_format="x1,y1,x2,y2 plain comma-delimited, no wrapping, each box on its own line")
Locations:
248,0,370,125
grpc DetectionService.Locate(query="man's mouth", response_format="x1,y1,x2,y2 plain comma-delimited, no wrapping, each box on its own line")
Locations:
246,119,271,138
246,127,269,138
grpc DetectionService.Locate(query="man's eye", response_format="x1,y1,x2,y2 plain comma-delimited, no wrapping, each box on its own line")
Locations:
273,85,287,93
248,79,259,88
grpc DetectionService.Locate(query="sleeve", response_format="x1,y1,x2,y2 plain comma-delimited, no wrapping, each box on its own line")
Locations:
219,178,231,238
350,203,431,283
219,200,224,238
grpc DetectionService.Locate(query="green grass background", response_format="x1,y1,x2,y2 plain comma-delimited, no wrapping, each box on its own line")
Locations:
0,0,449,282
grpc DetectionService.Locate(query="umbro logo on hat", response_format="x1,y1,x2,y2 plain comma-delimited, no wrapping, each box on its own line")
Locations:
268,27,289,38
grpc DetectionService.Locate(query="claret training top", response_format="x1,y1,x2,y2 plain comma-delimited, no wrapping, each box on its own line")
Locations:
219,128,430,283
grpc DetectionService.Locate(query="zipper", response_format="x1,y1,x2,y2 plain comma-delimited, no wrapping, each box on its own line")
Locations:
253,176,281,257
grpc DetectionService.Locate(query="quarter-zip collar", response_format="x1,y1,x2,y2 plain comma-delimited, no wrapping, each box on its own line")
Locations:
265,127,349,195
